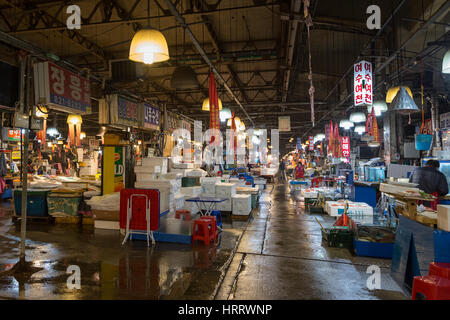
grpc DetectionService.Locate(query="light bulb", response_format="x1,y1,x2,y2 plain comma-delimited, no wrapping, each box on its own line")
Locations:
143,52,154,65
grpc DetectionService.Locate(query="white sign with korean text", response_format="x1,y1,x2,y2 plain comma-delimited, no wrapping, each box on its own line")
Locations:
354,60,373,107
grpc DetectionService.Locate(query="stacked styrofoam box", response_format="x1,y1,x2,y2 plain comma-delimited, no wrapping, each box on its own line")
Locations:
174,193,185,211
180,186,202,215
135,157,168,174
437,205,450,231
215,183,237,212
134,179,177,213
232,194,252,216
172,162,194,169
325,201,374,224
200,177,221,197
186,169,207,177
160,173,182,194
170,168,194,177
253,178,266,191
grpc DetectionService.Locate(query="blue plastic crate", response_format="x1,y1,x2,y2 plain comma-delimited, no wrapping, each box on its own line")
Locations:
434,230,450,263
353,239,394,259
14,190,49,217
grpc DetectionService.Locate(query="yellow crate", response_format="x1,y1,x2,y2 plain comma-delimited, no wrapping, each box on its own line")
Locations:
55,216,80,224
82,217,94,225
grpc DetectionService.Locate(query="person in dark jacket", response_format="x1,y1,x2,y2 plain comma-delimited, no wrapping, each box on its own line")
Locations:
409,160,449,196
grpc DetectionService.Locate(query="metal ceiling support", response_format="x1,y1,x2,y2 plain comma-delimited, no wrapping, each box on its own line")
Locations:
375,0,450,74
281,0,302,102
162,0,255,126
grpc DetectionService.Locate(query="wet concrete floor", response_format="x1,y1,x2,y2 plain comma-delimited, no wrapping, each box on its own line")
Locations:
0,183,408,300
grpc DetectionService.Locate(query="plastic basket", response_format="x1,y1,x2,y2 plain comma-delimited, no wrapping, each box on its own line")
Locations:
415,134,433,151
47,195,81,217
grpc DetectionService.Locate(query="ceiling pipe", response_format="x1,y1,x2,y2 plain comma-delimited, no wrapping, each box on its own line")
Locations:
282,0,302,103
162,0,255,126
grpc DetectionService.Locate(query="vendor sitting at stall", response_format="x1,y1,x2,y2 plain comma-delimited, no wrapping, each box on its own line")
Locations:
409,160,449,196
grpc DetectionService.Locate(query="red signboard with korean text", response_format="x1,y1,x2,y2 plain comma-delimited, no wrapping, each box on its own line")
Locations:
341,136,350,158
309,136,314,151
8,129,22,141
354,61,373,107
34,61,91,114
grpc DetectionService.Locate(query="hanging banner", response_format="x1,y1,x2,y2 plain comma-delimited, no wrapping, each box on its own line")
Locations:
341,136,350,158
422,119,433,135
142,103,160,130
33,61,91,114
106,94,139,127
354,60,373,107
279,116,291,132
440,112,450,130
309,136,314,151
8,129,22,141
102,146,125,194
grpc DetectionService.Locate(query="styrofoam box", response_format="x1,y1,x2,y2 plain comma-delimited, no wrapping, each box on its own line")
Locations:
170,168,193,177
232,194,252,216
94,220,120,230
216,183,237,197
172,162,194,169
201,182,217,197
216,199,232,212
160,173,182,180
174,193,185,210
325,201,373,217
437,205,450,232
134,183,171,213
135,173,160,182
186,169,207,177
180,186,202,197
142,157,167,167
137,165,167,174
184,201,200,215
135,179,179,192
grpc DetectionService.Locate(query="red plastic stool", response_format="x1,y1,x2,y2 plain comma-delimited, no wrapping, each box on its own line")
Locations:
200,216,218,241
192,219,215,245
411,275,450,300
175,210,191,221
429,262,450,280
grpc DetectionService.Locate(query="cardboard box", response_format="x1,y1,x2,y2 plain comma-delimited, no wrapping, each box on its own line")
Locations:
437,205,450,231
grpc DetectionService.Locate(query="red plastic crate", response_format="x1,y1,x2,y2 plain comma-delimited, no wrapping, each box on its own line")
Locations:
119,189,160,231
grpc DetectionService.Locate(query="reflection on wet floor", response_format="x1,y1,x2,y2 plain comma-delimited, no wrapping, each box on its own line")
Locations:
0,184,408,300
0,195,246,300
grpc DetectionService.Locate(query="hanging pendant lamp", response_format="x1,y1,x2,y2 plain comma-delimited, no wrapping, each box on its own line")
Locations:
391,87,420,114
368,101,388,116
354,125,366,135
129,1,169,65
170,65,198,89
202,97,223,111
386,86,413,103
220,107,232,122
443,49,450,74
349,111,366,123
339,119,354,129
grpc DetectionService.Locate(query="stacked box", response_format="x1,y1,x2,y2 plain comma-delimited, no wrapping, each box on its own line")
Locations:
215,183,237,198
184,201,200,215
180,186,202,198
216,199,232,212
232,194,252,216
437,205,450,232
134,180,175,213
172,162,194,169
200,177,221,197
170,168,194,177
186,169,207,177
174,193,185,210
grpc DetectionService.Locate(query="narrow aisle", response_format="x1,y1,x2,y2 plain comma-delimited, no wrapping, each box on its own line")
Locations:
216,183,408,300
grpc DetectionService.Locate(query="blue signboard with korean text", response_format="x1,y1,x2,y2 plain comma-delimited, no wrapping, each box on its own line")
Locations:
143,103,160,130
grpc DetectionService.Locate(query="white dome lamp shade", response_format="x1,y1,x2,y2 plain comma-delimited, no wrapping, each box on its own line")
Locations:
443,49,450,74
314,133,325,142
339,119,354,130
129,27,170,65
220,108,232,122
368,101,388,117
354,125,366,135
349,111,366,123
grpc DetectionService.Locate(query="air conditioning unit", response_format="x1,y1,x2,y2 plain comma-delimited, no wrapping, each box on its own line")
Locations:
109,60,145,82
